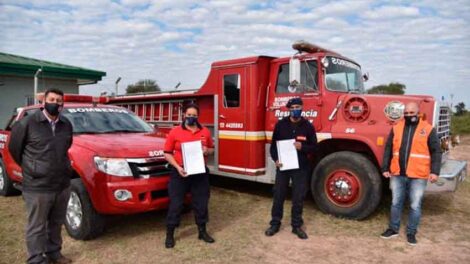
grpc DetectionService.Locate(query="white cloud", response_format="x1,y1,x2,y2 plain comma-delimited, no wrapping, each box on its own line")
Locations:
362,5,420,19
0,0,469,107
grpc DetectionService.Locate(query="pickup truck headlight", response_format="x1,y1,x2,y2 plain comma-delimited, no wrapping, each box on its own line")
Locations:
94,157,133,177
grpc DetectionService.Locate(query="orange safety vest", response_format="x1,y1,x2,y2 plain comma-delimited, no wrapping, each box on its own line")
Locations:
390,118,433,179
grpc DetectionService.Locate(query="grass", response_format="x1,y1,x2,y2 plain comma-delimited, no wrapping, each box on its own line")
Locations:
452,112,470,135
1,141,470,263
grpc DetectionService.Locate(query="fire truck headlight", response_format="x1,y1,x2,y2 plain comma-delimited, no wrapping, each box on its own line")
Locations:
94,157,133,177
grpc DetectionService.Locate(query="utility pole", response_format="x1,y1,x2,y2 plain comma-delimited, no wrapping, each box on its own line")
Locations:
115,77,121,96
34,68,42,104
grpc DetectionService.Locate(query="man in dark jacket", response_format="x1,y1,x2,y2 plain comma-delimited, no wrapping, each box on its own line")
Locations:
380,102,441,246
265,97,317,239
9,89,73,264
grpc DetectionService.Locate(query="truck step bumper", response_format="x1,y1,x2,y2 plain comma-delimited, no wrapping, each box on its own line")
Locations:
426,159,467,193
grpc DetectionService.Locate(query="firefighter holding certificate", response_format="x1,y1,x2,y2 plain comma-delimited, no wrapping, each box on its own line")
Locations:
265,97,318,239
163,103,215,248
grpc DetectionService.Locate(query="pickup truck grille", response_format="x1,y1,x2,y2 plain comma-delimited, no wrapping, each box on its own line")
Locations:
437,106,451,156
126,158,171,178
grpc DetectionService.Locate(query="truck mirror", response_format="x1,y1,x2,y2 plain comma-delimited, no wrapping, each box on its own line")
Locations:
363,72,369,82
289,57,301,88
321,57,329,68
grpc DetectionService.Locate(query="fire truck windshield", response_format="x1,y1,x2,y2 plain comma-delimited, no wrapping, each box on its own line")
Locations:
324,56,364,93
62,107,153,134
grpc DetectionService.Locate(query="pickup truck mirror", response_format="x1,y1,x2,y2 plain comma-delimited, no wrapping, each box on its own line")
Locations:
289,57,301,88
149,123,158,132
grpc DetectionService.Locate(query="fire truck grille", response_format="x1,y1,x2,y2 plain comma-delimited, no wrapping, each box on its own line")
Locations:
437,106,451,155
126,158,171,178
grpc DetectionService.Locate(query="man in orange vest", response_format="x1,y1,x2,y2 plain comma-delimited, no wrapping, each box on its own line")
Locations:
380,102,441,245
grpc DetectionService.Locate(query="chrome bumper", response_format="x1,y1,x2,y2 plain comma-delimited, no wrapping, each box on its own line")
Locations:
426,159,467,193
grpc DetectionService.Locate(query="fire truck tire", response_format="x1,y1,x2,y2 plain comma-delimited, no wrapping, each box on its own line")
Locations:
311,151,382,220
65,178,105,240
0,158,21,196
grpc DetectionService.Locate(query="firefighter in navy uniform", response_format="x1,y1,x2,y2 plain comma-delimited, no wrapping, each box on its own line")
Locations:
163,103,215,248
265,97,318,239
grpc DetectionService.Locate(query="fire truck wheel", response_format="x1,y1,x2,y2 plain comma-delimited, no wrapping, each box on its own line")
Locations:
311,151,382,220
65,178,105,240
0,158,21,196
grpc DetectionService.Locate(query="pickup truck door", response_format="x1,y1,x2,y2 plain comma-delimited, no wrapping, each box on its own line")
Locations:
216,67,249,174
1,112,22,182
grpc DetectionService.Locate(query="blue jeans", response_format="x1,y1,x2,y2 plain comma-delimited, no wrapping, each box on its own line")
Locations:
389,175,427,235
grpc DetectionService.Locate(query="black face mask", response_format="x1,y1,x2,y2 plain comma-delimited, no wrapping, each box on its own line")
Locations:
44,103,62,116
404,115,418,125
185,116,198,126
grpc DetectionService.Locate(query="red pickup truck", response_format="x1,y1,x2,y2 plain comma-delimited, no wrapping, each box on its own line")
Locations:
0,94,179,240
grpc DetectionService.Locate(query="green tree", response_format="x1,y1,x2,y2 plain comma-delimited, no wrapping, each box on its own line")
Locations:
126,79,161,94
366,82,406,95
455,102,467,116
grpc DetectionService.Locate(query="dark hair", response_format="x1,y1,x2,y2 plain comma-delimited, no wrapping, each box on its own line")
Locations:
183,103,200,114
44,88,64,98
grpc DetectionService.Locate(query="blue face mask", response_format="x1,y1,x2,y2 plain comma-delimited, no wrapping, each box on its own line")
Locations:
185,116,198,126
290,109,302,118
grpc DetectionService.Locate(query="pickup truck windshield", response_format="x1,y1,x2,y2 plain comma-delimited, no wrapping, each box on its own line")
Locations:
325,56,364,93
62,107,153,134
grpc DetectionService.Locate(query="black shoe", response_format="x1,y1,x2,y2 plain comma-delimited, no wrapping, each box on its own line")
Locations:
265,225,280,236
46,255,72,264
407,234,417,246
198,225,215,243
380,228,399,239
165,227,175,248
292,227,308,239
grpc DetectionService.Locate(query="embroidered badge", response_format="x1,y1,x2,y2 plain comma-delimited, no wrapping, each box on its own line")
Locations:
419,129,426,136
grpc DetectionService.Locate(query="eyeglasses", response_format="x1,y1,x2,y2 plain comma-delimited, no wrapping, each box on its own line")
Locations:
404,111,417,115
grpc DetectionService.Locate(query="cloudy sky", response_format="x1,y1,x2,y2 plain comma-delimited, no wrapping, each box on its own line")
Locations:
1,0,469,107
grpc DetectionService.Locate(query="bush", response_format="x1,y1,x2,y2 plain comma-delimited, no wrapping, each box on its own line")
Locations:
451,112,470,135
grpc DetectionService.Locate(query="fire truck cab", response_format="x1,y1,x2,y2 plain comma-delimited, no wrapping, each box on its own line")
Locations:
108,41,467,220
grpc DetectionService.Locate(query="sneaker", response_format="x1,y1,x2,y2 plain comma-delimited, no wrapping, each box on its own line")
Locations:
407,234,417,246
380,228,399,239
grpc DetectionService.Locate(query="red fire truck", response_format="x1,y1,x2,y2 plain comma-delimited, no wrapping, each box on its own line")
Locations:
0,95,182,240
108,41,467,220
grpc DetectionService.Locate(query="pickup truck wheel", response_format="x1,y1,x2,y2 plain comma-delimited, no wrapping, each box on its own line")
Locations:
65,178,105,240
0,158,21,196
311,151,382,220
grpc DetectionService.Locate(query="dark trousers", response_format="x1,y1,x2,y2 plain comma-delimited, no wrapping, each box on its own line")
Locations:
23,187,70,264
270,167,309,228
166,169,210,228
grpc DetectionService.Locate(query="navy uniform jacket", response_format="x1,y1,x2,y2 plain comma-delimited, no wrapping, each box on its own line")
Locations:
270,117,317,170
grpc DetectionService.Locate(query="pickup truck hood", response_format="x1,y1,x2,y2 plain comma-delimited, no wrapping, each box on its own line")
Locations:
73,133,166,158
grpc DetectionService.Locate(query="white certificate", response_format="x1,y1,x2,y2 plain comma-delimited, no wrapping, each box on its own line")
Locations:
276,139,299,171
181,140,206,175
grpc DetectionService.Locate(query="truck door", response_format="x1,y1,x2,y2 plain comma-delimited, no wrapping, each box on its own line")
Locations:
266,60,323,135
216,67,248,174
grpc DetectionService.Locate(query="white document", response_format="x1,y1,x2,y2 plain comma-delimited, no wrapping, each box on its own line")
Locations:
181,140,206,175
277,139,299,171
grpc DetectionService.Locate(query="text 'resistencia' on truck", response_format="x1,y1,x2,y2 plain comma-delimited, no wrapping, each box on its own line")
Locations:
0,95,185,240
107,41,467,220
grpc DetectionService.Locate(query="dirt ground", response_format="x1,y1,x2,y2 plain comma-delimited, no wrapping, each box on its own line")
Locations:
1,138,470,264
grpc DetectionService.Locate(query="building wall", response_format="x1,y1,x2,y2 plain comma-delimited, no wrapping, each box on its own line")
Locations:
0,75,78,129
